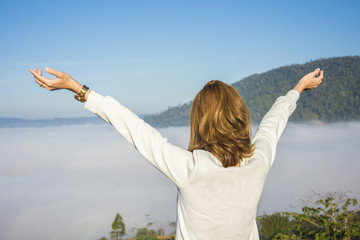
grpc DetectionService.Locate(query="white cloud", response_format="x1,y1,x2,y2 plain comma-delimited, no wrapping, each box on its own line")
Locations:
259,121,360,213
0,123,359,239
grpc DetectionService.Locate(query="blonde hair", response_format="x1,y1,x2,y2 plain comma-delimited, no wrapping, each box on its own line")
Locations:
188,80,255,167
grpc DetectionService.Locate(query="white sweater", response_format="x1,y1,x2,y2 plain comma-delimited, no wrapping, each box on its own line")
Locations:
85,90,300,240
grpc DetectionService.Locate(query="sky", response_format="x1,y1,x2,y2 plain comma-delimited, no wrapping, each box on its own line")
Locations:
0,0,359,118
1,122,360,240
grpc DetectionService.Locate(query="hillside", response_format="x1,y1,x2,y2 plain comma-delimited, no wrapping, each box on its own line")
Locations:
144,56,360,127
0,117,104,128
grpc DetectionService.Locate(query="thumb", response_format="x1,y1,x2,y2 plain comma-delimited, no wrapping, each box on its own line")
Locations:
313,68,321,76
45,67,63,77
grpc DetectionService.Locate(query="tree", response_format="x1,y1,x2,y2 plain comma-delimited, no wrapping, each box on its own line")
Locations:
282,190,360,240
169,222,176,234
135,227,157,240
110,213,126,240
133,214,158,240
146,222,154,233
257,212,294,240
156,227,164,236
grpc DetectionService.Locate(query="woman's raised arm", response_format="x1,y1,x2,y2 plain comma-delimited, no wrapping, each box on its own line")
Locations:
29,67,195,187
252,68,324,167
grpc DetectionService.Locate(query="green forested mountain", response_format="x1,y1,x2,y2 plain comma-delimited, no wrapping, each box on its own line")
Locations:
144,56,360,128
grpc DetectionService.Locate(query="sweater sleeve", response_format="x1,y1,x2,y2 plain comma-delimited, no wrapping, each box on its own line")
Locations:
84,90,195,187
252,90,300,167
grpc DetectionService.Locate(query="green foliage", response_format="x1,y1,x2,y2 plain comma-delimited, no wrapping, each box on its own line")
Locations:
287,191,360,239
135,227,158,240
143,102,192,128
257,212,295,240
169,222,176,234
156,227,164,236
131,214,159,240
257,190,360,240
111,213,126,240
234,56,360,123
272,233,299,240
144,56,360,127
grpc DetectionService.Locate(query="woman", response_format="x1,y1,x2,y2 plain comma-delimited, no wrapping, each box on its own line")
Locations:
29,67,323,240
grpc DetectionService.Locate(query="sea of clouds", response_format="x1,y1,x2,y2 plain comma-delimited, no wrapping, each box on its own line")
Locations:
1,122,360,240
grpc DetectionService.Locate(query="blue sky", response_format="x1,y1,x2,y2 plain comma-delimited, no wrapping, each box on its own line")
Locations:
0,0,359,118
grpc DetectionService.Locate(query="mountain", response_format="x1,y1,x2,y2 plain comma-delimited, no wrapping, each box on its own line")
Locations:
144,56,360,127
2,56,359,129
0,117,104,128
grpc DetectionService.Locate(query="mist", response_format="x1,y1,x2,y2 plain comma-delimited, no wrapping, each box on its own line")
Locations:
0,122,359,239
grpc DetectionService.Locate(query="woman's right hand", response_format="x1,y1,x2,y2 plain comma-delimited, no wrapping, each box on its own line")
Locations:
29,67,82,93
293,68,324,94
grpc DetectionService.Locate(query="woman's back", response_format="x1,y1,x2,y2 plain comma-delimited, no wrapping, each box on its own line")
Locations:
177,150,266,239
174,90,299,240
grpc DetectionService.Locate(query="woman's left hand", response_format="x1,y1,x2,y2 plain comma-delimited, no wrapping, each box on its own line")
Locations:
29,67,81,93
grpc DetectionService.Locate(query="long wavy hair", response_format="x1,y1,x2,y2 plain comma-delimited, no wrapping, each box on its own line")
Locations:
188,80,255,167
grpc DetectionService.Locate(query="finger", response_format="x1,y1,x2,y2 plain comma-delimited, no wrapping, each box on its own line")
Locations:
313,68,321,76
318,70,324,80
29,68,52,85
34,78,54,91
34,78,45,86
34,68,42,76
45,67,63,77
34,78,49,89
